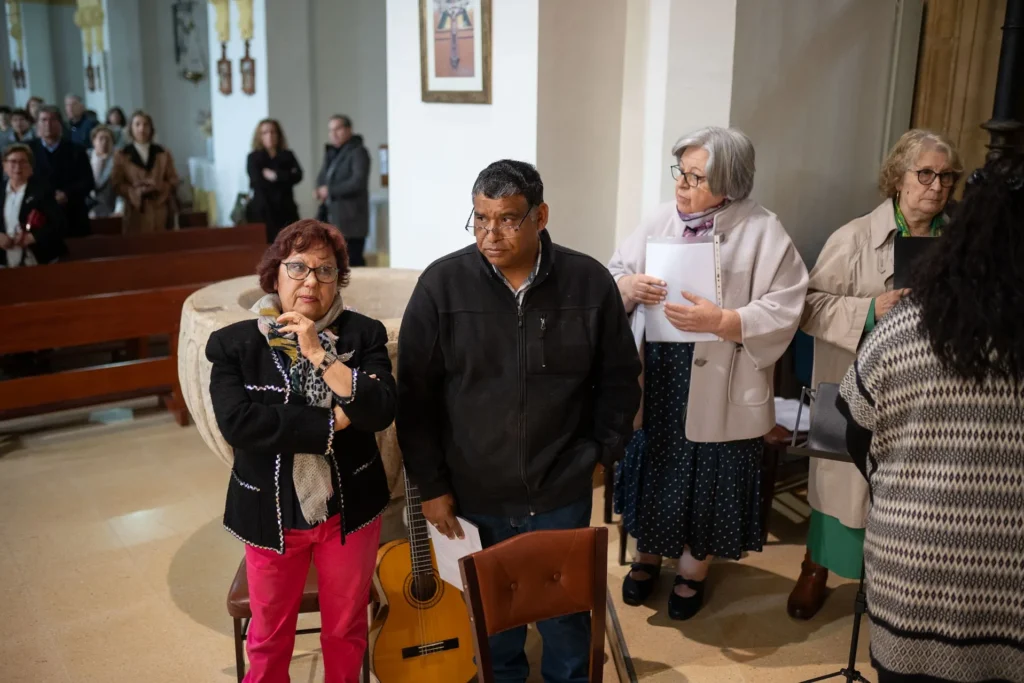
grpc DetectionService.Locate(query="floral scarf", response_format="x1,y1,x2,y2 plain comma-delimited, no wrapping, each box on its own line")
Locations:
250,292,347,525
679,199,731,237
893,198,945,237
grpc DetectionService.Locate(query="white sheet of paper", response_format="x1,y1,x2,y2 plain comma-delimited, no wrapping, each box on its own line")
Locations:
427,516,483,591
643,240,719,343
774,397,810,433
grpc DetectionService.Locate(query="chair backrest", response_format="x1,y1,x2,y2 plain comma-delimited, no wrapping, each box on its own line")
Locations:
459,527,608,683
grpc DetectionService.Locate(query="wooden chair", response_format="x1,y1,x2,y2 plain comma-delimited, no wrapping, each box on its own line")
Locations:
459,527,608,683
227,557,371,683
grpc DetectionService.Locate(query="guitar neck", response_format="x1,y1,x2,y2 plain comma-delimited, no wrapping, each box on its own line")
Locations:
403,474,435,579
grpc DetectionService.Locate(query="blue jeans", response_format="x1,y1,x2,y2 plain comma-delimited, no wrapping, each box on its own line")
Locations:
462,496,593,683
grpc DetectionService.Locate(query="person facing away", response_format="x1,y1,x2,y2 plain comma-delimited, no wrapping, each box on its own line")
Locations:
0,106,11,142
64,94,97,149
836,151,1024,683
112,110,179,233
315,114,370,266
396,160,642,683
29,106,94,238
0,143,65,267
247,118,302,243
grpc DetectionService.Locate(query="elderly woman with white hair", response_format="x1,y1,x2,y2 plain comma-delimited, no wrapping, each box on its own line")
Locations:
609,126,808,620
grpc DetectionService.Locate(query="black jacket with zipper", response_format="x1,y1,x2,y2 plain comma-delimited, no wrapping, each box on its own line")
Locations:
396,230,642,517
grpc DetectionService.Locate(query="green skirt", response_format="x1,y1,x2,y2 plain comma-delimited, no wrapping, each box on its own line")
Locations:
807,510,864,580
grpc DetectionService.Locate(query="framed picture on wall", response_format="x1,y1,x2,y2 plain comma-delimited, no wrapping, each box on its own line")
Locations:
419,0,492,104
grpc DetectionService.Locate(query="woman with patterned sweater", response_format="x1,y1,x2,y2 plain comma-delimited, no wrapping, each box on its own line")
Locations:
838,152,1024,683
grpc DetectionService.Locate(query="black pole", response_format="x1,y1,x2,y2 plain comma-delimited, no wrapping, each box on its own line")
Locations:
983,0,1024,160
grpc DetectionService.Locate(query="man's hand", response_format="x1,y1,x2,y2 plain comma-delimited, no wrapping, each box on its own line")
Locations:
54,190,67,205
421,493,464,540
316,185,329,202
875,289,909,319
15,231,35,247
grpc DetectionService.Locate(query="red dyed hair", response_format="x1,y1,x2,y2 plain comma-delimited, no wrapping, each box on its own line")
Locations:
257,219,350,293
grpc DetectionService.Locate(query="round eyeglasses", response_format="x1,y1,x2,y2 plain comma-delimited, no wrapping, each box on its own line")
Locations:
281,261,339,283
670,165,706,188
913,168,959,188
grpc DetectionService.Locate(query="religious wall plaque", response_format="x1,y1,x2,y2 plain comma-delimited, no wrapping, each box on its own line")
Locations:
217,43,232,95
240,40,255,96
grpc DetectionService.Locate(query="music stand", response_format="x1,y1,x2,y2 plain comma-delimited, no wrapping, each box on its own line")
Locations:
790,384,871,683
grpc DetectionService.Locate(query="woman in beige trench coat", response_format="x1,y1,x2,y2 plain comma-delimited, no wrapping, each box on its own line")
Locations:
112,110,179,234
789,129,962,620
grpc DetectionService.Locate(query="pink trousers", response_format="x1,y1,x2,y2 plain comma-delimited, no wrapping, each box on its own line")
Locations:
243,515,382,683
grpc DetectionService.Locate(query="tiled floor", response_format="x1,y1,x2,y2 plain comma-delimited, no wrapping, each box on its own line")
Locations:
0,416,870,682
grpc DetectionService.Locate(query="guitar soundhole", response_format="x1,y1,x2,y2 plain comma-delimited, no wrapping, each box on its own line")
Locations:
410,574,439,603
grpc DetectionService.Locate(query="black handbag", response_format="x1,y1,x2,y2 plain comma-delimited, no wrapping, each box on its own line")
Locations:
793,382,849,456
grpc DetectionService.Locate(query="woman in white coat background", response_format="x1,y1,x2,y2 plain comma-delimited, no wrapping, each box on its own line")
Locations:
609,127,808,620
790,129,962,620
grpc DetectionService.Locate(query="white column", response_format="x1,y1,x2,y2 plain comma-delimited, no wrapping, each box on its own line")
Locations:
104,0,144,114
20,1,57,103
207,0,269,225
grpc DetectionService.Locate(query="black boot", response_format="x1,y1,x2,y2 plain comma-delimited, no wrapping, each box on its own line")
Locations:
622,562,661,606
667,576,705,621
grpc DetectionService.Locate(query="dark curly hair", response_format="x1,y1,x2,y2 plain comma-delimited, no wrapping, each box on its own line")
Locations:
257,219,351,293
911,152,1024,383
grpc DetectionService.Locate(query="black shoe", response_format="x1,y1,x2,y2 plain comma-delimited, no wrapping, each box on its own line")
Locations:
622,562,661,606
668,576,705,621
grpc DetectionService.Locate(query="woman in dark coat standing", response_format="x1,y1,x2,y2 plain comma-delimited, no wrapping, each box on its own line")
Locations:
247,119,302,243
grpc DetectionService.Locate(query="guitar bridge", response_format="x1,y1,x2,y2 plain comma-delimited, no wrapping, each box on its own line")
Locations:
400,638,460,659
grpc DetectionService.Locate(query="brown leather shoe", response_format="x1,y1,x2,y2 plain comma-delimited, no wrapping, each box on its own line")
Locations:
787,551,829,620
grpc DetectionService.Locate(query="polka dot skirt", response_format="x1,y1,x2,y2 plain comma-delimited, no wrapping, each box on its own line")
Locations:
614,342,764,561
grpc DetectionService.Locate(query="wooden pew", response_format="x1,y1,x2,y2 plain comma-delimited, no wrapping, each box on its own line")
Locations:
88,209,211,235
0,244,266,424
90,216,123,235
66,224,265,260
179,210,209,228
1,244,265,305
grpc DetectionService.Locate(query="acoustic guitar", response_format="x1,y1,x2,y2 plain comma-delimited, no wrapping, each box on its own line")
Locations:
370,474,476,683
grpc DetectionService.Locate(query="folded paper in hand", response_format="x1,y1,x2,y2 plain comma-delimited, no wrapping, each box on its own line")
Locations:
427,516,483,591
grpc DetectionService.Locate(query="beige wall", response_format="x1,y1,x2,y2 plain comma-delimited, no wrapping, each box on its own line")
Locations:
536,0,627,262
730,0,920,261
614,0,651,247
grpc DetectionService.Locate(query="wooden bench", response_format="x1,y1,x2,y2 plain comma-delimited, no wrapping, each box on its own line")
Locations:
66,224,264,260
0,244,266,424
88,210,210,235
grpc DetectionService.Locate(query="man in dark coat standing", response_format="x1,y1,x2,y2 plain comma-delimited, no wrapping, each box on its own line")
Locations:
29,106,94,238
315,115,370,266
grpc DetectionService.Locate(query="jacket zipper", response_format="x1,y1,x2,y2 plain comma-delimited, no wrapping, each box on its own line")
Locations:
539,315,547,369
517,302,534,515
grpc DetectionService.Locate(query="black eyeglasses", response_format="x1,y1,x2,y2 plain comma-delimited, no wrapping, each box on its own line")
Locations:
914,168,959,188
465,205,535,235
281,261,339,283
670,165,706,188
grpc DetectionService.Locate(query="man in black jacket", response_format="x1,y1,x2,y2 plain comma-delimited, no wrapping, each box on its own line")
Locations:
29,106,94,238
396,160,641,683
315,115,370,266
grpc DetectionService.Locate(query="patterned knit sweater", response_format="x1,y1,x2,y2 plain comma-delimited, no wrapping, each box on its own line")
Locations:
838,301,1024,683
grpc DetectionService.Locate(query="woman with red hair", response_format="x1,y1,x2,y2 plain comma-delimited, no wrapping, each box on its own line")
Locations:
207,219,394,681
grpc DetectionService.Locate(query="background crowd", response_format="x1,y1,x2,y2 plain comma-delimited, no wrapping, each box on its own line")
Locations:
0,95,370,268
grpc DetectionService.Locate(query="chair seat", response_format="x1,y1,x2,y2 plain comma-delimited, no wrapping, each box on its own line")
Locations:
227,557,320,619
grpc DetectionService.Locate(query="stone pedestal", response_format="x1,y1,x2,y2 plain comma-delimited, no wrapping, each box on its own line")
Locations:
177,268,421,502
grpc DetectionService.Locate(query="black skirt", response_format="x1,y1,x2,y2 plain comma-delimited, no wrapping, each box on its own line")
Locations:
615,342,763,560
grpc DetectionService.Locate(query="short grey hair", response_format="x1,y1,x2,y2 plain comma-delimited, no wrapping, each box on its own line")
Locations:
671,126,755,200
471,159,544,206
